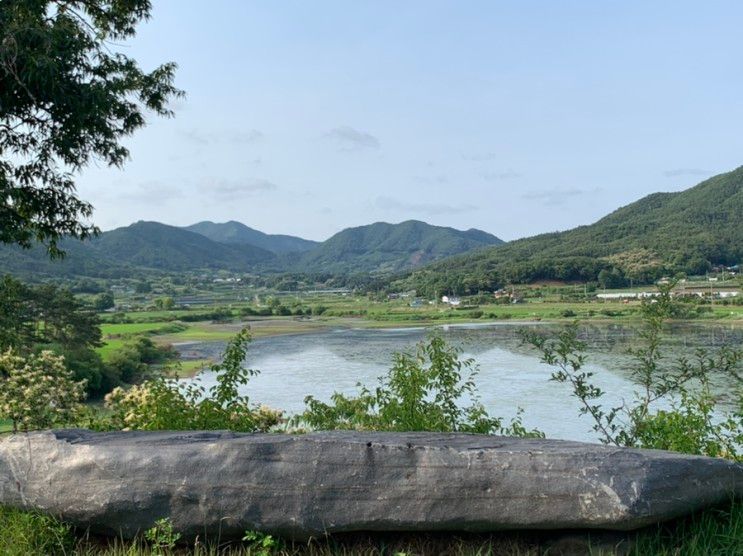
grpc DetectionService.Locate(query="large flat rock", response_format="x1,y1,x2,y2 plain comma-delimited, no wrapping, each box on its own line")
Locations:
0,430,741,540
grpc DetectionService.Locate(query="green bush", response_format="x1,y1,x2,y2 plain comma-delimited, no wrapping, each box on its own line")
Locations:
298,335,542,437
145,517,181,554
0,350,87,433
104,328,282,432
49,344,116,395
522,284,743,458
106,337,177,384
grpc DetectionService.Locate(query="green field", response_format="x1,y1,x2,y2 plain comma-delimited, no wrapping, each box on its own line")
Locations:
174,359,212,377
94,290,743,369
101,322,179,335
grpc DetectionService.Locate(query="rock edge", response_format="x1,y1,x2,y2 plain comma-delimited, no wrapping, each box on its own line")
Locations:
0,430,741,540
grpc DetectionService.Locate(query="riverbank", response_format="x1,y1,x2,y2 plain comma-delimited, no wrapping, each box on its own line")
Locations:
97,297,743,378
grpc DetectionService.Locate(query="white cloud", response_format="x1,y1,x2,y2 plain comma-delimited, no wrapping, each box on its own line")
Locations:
375,196,476,215
325,126,381,151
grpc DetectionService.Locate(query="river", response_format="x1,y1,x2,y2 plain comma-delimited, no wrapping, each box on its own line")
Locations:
179,321,742,443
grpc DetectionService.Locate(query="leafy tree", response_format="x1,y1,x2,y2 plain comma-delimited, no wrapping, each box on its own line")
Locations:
134,280,152,293
597,267,626,289
0,0,182,255
0,275,101,352
0,350,86,432
0,275,107,392
54,344,111,395
93,291,115,311
153,296,174,310
105,336,177,385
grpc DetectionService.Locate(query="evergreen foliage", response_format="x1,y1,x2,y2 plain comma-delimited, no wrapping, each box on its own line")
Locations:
186,220,319,254
399,167,743,295
293,219,503,274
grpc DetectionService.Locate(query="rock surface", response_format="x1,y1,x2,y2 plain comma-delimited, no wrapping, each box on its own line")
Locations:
0,430,741,540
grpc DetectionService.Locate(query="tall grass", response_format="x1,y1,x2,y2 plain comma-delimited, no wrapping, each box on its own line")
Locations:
1,501,741,555
630,500,743,556
0,506,74,555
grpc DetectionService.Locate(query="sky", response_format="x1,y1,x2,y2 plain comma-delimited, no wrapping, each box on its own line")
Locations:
76,1,743,242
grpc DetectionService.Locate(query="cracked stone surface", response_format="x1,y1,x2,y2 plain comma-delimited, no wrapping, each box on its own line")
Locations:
0,430,741,540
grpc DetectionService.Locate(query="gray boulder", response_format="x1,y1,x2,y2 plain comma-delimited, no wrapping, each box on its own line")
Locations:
0,430,741,540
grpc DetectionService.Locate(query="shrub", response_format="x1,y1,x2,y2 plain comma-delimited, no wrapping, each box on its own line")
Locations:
522,284,743,459
104,328,283,432
54,345,116,395
0,350,86,433
106,337,177,385
145,518,181,554
273,305,292,316
298,335,543,437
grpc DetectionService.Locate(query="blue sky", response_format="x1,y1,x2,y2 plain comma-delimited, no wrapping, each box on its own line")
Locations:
76,1,743,241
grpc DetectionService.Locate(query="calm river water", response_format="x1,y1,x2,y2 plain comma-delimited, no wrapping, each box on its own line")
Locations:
180,322,741,443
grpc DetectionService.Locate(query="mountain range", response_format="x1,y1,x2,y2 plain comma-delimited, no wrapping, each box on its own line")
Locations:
398,166,743,294
184,221,318,254
1,166,740,284
0,219,503,278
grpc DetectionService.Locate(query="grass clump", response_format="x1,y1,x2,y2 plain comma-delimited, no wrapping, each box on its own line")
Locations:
630,500,743,555
0,506,742,554
0,506,74,555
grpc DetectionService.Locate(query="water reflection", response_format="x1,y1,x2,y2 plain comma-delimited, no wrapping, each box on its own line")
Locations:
181,322,741,443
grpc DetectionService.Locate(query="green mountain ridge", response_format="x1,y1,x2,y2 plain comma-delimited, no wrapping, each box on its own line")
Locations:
184,221,318,253
291,220,504,274
398,166,743,295
95,221,276,270
0,222,276,278
0,219,501,278
4,163,739,285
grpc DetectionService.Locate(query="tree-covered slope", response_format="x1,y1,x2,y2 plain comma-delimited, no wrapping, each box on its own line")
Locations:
399,167,743,295
0,219,501,278
94,222,275,270
184,221,318,253
294,220,503,273
0,222,276,277
0,240,117,279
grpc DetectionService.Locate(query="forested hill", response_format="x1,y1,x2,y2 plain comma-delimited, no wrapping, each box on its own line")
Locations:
291,220,504,273
184,221,318,254
93,222,276,270
0,222,277,277
0,220,502,278
396,167,743,295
